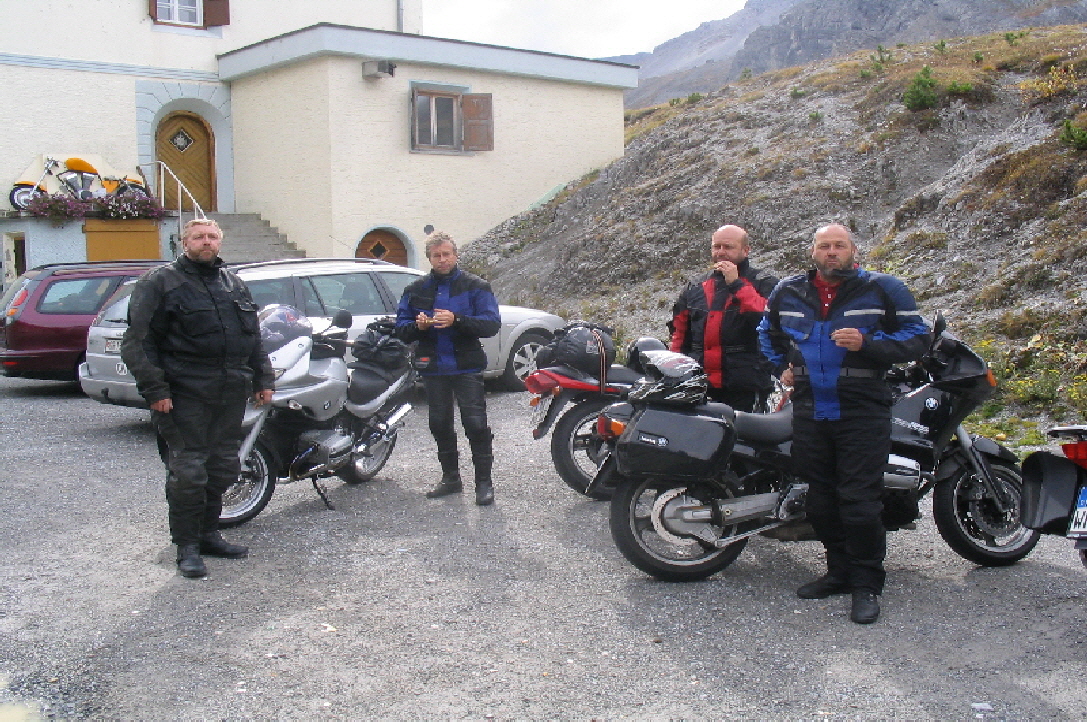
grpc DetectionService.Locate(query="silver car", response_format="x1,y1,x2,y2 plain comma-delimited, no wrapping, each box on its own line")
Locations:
79,258,564,407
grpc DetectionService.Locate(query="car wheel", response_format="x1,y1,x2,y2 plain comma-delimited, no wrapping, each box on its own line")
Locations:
502,332,550,391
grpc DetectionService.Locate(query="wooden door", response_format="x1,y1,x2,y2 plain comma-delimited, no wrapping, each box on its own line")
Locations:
156,112,215,211
355,229,408,267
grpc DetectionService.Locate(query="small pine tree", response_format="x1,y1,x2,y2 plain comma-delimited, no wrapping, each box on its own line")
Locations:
903,65,939,110
1061,119,1087,150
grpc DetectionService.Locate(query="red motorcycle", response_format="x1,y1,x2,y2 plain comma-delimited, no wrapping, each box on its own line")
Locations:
524,325,664,499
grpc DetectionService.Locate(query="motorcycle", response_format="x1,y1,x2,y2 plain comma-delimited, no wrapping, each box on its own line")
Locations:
524,327,665,499
590,312,1040,581
1021,426,1087,569
218,306,415,526
9,155,148,210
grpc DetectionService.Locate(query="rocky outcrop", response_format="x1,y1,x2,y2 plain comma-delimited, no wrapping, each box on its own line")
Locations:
624,0,1087,108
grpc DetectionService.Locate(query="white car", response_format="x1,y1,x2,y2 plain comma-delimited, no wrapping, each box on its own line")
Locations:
79,258,564,407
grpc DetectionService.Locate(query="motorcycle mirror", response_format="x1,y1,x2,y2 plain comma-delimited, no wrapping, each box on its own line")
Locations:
331,309,354,329
932,310,946,338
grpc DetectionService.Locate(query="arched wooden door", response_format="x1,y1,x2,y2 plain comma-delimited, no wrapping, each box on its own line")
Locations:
356,229,408,267
156,112,216,211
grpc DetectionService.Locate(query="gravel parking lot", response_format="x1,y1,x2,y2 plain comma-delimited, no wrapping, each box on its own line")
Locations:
0,375,1084,720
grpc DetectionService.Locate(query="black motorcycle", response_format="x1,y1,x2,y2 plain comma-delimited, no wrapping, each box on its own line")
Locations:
590,313,1040,581
1021,426,1087,569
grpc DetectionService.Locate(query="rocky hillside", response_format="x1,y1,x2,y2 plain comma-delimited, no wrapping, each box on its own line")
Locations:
465,25,1087,438
625,0,1087,108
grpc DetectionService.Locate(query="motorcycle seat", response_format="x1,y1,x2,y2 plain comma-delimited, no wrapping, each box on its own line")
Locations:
606,365,642,385
693,402,736,421
733,407,794,445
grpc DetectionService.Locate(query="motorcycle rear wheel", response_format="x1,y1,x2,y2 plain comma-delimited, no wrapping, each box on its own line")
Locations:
220,442,276,527
933,460,1040,566
610,477,748,581
551,399,613,499
339,432,398,484
115,182,150,198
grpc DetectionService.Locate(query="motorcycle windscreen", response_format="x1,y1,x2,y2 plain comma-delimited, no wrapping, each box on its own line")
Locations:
616,406,735,479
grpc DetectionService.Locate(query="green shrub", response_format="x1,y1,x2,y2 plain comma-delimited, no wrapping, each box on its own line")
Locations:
790,87,806,99
809,111,824,122
934,40,947,54
1005,32,1018,46
686,92,703,104
903,66,939,110
1061,119,1087,150
740,68,753,80
860,68,873,80
974,51,984,64
946,81,974,96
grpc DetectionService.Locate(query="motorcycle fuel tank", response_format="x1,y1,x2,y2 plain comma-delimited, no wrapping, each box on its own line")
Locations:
616,405,735,479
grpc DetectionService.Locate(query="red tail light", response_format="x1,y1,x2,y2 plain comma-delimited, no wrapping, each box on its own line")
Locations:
1061,441,1087,470
4,288,28,319
524,370,560,396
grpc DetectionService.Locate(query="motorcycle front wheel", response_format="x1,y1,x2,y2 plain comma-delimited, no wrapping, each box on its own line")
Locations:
551,399,613,498
339,432,398,484
9,184,43,210
933,460,1040,566
115,182,150,198
609,477,748,581
220,442,276,527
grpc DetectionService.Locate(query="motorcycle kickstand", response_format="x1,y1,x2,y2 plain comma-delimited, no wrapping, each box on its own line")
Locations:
311,477,336,510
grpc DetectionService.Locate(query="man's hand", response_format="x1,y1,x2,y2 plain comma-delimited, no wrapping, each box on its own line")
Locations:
780,367,794,387
150,398,173,413
254,389,274,407
432,309,455,329
712,260,739,284
830,327,864,352
415,311,433,330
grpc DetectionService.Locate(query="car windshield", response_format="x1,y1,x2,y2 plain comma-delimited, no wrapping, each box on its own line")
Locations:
308,273,386,316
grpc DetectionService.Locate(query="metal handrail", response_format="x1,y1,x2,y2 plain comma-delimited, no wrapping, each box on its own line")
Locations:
138,162,206,252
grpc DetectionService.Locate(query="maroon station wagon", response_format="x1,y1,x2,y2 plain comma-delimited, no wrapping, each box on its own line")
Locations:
0,261,161,380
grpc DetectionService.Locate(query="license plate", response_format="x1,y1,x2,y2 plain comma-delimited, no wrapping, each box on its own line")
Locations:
104,338,122,353
530,393,553,428
1067,486,1087,539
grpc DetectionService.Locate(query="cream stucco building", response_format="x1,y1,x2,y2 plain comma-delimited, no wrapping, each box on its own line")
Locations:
1,0,637,271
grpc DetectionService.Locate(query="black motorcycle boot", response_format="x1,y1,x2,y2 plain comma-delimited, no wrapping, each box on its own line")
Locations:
797,549,851,599
176,544,207,578
850,591,881,624
473,454,494,506
426,451,463,498
200,497,248,558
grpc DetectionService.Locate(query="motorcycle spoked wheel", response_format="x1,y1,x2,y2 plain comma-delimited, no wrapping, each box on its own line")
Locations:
219,442,276,527
339,431,398,485
9,184,43,210
609,477,749,581
115,182,150,198
551,399,614,499
932,460,1040,566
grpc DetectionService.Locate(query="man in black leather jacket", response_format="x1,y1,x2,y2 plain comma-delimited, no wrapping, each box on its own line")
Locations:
121,219,274,578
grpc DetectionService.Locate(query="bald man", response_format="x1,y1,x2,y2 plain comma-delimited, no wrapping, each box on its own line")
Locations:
668,225,778,411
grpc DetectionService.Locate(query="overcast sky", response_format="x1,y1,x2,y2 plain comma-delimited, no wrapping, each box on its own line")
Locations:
420,0,748,58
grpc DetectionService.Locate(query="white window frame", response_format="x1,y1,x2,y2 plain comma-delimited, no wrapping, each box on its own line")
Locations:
156,0,203,27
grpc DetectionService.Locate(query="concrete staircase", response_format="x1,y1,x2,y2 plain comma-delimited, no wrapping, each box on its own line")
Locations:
205,212,306,263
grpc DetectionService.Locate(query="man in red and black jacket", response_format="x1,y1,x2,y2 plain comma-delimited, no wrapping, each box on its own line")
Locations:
667,225,779,411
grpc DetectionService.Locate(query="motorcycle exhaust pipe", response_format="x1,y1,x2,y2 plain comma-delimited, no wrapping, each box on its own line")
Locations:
883,454,922,490
385,403,412,430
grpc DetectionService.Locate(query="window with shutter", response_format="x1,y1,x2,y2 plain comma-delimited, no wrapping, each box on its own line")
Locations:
150,0,229,27
410,84,494,154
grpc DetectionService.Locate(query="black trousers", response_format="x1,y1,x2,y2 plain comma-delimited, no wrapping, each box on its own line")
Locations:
792,415,890,594
423,372,492,458
153,391,248,546
707,385,761,413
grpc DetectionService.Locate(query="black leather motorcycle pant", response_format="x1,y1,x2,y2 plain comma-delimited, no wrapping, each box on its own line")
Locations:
792,415,890,594
153,390,248,546
422,372,492,459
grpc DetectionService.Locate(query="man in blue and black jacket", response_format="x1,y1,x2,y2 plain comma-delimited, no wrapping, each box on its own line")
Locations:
396,232,501,505
758,224,930,624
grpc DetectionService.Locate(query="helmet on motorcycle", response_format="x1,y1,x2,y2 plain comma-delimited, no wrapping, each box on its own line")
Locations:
626,350,708,405
625,337,667,374
258,304,312,353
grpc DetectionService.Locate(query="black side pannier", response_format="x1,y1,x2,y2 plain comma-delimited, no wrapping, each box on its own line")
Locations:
537,322,616,378
350,318,410,371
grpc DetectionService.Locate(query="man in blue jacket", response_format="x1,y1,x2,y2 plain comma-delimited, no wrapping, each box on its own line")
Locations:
758,224,930,624
396,232,502,505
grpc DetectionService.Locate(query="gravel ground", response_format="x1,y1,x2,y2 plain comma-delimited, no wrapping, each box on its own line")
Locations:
0,375,1084,720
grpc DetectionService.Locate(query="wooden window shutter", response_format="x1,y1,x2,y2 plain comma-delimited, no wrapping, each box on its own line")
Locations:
461,93,493,151
204,0,230,26
148,0,159,21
